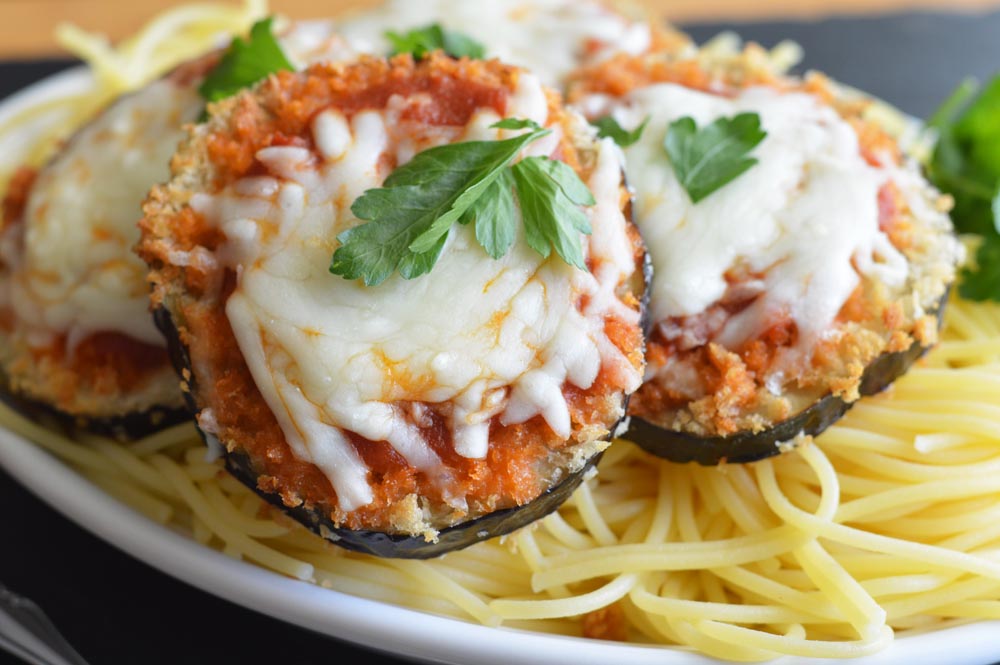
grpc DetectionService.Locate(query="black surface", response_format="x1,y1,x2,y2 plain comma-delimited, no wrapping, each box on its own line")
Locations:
2,9,1000,665
684,9,1000,118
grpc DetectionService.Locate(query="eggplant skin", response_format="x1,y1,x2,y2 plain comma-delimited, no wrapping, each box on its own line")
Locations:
627,299,946,465
0,371,188,442
225,444,604,559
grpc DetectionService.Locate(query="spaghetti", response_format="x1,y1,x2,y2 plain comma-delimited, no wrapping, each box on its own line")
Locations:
0,0,265,178
2,1,1000,661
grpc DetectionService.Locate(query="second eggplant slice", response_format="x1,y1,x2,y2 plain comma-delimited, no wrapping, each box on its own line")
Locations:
0,21,357,440
569,49,962,464
138,54,648,557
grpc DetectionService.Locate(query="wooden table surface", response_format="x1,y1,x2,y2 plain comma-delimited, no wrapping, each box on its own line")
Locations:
1,0,999,59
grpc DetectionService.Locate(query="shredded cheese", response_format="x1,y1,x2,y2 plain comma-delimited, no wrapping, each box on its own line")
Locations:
580,83,919,378
0,23,346,352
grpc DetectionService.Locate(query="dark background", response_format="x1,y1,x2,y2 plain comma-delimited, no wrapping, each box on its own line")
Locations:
3,9,1000,665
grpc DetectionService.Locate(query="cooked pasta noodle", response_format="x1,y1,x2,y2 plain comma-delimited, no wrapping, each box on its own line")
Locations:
2,2,1000,661
0,0,265,178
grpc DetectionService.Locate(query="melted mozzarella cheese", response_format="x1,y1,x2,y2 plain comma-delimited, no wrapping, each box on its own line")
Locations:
5,78,200,348
328,0,651,86
195,75,640,510
0,25,347,352
581,84,909,370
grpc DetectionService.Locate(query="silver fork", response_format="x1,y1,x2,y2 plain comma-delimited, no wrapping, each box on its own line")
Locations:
0,583,89,665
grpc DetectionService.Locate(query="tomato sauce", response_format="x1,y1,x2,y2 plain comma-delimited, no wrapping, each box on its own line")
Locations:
206,55,512,183
1,166,37,232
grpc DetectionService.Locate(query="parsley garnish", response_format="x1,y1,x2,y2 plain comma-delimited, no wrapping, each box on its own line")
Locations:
663,112,767,203
386,24,486,60
928,75,1000,301
330,119,594,286
959,236,1000,301
512,156,594,269
591,116,649,148
198,18,293,103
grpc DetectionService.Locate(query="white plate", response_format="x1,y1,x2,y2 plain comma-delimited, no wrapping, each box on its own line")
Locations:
3,67,1000,665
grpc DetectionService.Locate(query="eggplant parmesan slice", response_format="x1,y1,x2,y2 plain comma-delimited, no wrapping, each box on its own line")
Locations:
0,69,201,437
0,23,349,439
569,49,962,464
138,54,648,557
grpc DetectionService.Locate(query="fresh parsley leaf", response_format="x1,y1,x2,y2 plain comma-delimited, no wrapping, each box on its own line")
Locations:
512,156,592,270
959,235,1000,301
386,23,486,60
953,77,1000,177
930,78,1000,237
331,119,596,284
405,126,549,254
994,189,1000,235
928,74,1000,300
530,157,596,207
328,192,450,287
331,121,549,285
439,29,486,60
591,115,649,148
663,112,767,204
198,18,293,103
492,118,543,131
927,77,978,131
468,169,517,259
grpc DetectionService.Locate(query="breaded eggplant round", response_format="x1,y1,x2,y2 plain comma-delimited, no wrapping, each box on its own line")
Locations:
0,22,351,439
569,47,961,464
138,54,649,557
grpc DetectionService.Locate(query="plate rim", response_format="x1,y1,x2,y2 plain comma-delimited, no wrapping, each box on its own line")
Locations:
2,64,1000,665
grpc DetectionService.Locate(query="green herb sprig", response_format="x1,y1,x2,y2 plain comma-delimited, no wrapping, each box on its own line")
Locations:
198,18,293,104
928,75,1000,301
330,119,594,286
590,116,649,148
663,112,767,203
386,24,486,60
